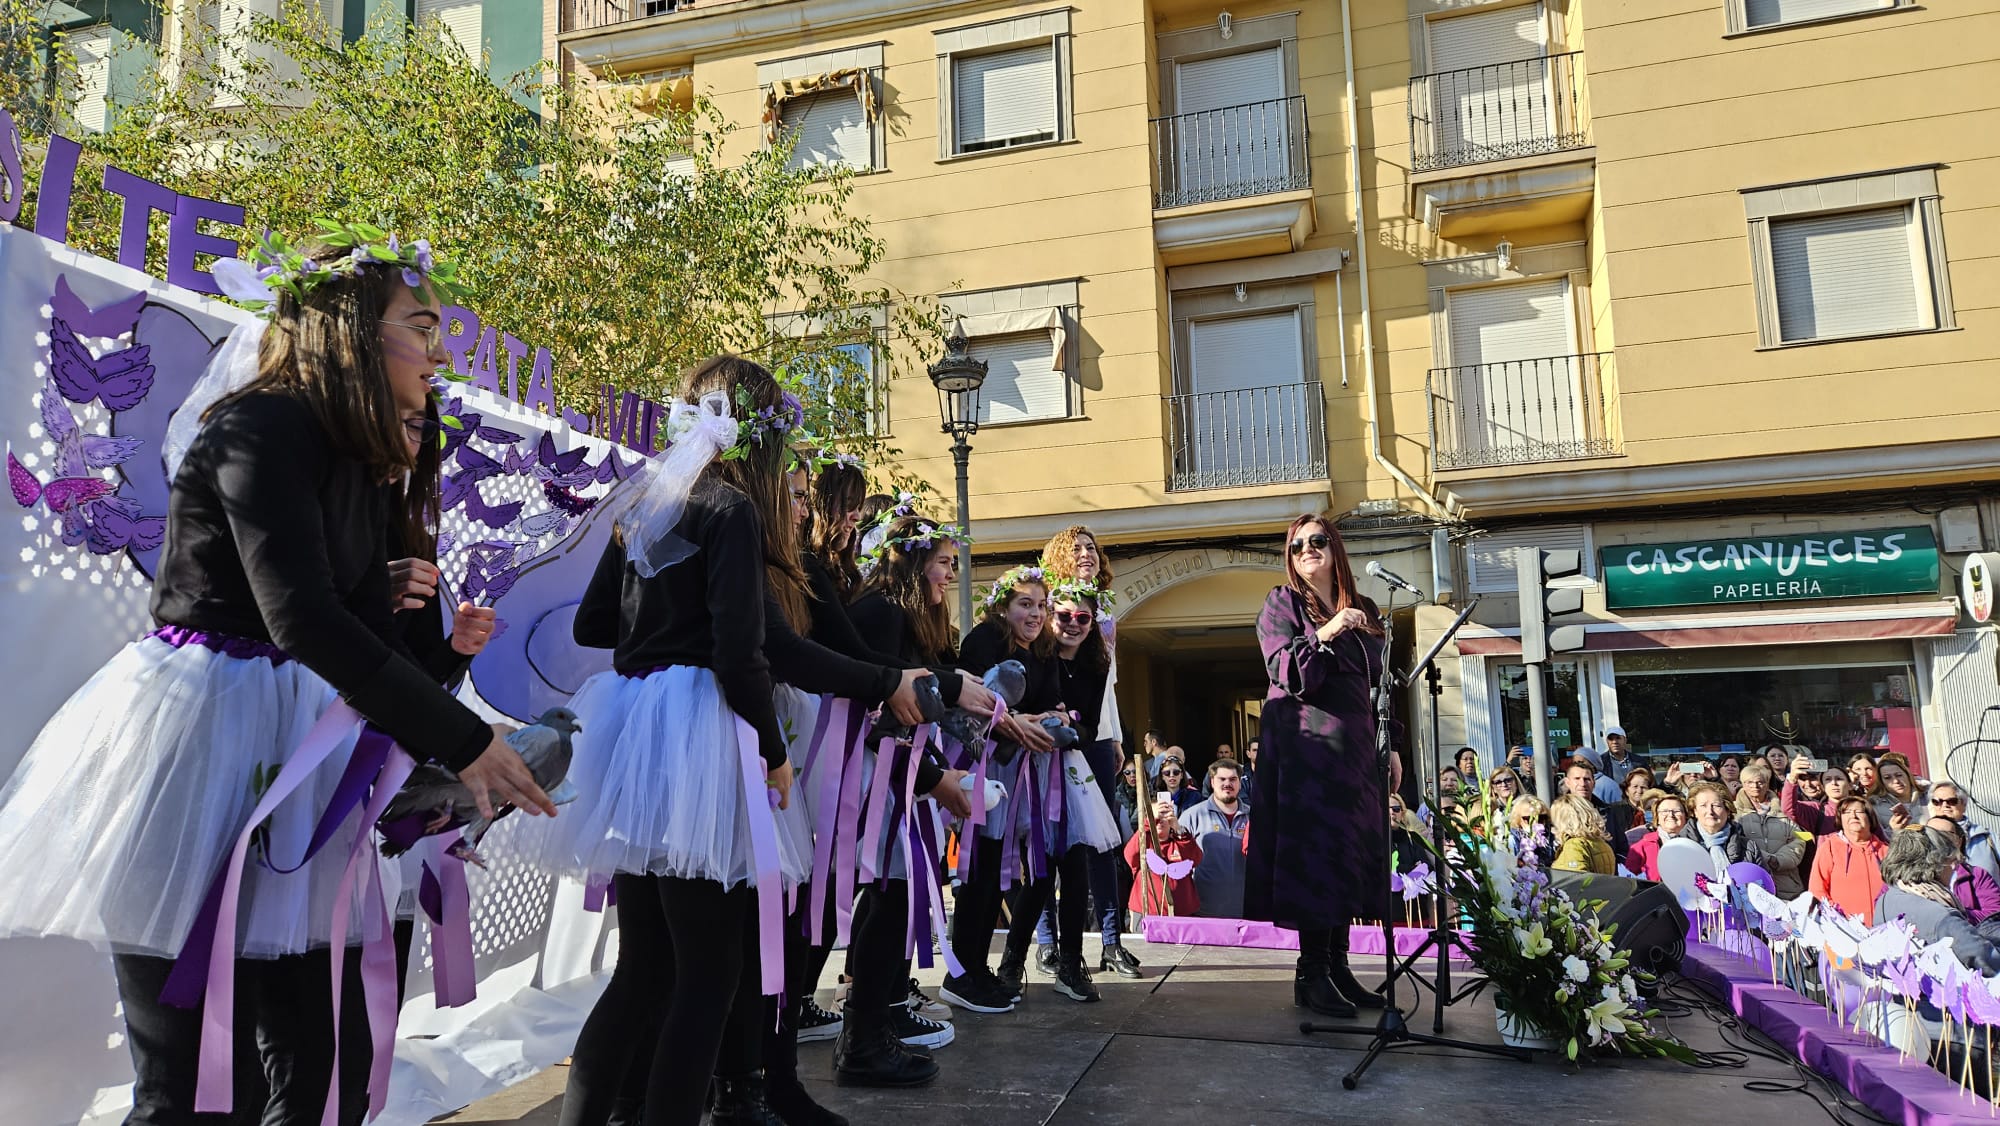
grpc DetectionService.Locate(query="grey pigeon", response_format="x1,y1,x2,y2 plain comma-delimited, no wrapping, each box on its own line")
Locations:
378,706,581,867
941,660,1027,750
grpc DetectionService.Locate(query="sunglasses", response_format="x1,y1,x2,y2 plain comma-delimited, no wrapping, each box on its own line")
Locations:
1491,777,1516,788
1288,532,1331,556
1935,796,1964,807
1053,610,1095,626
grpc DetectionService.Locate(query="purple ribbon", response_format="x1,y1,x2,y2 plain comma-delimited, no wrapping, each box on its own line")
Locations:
829,717,870,947
798,695,836,778
148,624,293,666
856,736,898,885
729,717,785,996
418,833,476,1009
804,699,852,947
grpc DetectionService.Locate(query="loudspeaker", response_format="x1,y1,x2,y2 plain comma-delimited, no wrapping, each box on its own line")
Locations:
1549,871,1685,975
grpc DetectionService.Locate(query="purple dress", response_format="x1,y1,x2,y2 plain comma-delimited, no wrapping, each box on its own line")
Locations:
1244,585,1392,930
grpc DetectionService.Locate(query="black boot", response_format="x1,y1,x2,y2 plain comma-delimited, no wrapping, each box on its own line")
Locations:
995,946,1028,1001
766,1072,850,1126
1054,952,1100,1003
710,1072,786,1126
1328,953,1387,1009
833,1017,939,1088
1293,929,1356,1018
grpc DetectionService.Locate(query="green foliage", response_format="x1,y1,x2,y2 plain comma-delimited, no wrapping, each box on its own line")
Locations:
0,0,79,133
7,1,947,485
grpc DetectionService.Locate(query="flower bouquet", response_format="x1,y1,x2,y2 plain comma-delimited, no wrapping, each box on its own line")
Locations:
1427,807,1695,1063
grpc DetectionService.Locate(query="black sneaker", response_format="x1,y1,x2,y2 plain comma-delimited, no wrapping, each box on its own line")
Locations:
1035,944,1058,976
938,971,1014,1014
1054,953,1100,1003
797,998,843,1042
891,1006,956,1049
1101,943,1143,979
995,949,1027,1000
906,978,952,1021
834,1023,939,1088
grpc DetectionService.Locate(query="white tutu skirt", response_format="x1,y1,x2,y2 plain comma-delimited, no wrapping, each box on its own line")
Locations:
504,665,804,890
1059,749,1124,852
0,636,379,958
772,685,819,882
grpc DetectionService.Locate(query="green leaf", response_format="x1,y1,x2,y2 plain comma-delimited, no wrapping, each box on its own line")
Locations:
440,414,463,429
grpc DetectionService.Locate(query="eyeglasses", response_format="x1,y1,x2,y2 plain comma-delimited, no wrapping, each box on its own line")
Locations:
401,417,440,441
381,318,442,350
1935,796,1965,808
1053,610,1095,626
1288,532,1331,556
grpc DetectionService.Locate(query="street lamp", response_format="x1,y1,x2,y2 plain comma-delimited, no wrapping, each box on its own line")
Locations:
928,330,987,638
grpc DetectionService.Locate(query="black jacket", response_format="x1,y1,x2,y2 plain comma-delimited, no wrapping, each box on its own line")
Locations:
151,392,488,770
957,621,1059,713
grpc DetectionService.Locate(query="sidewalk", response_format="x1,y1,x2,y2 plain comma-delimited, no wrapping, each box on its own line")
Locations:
437,936,1811,1125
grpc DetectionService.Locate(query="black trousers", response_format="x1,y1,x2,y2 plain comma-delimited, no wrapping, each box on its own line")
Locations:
560,874,756,1126
762,876,912,1088
949,836,1007,973
1005,846,1091,958
113,948,372,1126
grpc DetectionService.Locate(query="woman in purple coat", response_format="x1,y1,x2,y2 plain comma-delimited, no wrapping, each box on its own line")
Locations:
1246,515,1402,1020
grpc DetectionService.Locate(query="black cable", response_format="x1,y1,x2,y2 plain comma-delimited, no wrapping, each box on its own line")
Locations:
1659,974,1896,1126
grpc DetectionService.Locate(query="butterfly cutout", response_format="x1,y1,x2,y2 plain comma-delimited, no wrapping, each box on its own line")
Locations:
52,276,147,340
435,530,459,557
461,485,524,530
1880,956,1925,1000
514,510,569,539
452,444,507,484
463,555,520,604
1143,849,1194,881
47,317,155,411
531,432,594,488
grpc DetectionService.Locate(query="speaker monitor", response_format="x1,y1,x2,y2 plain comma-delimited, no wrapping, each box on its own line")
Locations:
1548,871,1685,976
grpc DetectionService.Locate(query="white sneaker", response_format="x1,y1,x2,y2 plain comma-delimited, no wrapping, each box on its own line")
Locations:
832,975,852,1005
905,978,952,1021
797,999,843,1043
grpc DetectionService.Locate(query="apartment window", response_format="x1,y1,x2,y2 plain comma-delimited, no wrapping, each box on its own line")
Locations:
1727,0,1911,35
780,88,875,172
794,339,882,436
1743,167,1955,348
417,0,484,57
972,330,1070,425
1167,281,1324,489
935,10,1073,159
70,25,115,134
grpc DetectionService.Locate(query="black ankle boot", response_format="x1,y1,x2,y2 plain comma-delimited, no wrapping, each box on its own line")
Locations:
833,1021,939,1088
710,1072,786,1126
1293,965,1357,1018
1328,959,1387,1009
766,1072,850,1126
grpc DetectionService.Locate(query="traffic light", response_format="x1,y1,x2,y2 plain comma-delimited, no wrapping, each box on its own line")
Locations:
1516,547,1585,664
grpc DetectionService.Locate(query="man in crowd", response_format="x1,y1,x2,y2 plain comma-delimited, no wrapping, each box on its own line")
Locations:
1930,781,2000,883
1564,758,1631,866
1203,743,1238,795
1436,766,1465,801
1142,729,1168,781
1601,726,1638,786
1182,760,1251,918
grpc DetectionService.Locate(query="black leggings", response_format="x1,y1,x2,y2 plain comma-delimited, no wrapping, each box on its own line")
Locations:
763,877,912,1086
1006,846,1091,958
950,836,1007,973
113,948,372,1126
560,874,757,1126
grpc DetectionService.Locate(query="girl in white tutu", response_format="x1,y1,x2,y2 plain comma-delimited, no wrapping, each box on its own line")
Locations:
0,229,550,1126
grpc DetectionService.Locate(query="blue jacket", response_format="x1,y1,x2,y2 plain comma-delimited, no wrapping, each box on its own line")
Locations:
1180,798,1251,918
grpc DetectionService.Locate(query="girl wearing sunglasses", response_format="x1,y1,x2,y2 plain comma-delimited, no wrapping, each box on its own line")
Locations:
1246,514,1397,1021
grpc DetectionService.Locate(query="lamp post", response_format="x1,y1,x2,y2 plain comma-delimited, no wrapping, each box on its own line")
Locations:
927,331,987,639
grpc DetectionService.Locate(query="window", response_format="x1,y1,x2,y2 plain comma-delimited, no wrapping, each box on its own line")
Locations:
1423,3,1554,164
794,339,881,436
935,10,1072,158
1466,525,1591,594
780,88,874,172
1743,167,1954,348
70,26,114,134
972,331,1070,425
418,0,484,57
1728,0,1909,34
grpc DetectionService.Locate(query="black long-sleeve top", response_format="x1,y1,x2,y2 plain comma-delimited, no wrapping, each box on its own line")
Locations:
957,620,1060,715
387,523,473,690
573,475,785,766
761,591,898,704
150,392,490,771
848,592,963,709
802,554,907,670
1057,653,1109,746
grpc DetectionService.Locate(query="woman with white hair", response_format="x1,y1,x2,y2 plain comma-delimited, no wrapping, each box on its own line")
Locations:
1874,827,2000,973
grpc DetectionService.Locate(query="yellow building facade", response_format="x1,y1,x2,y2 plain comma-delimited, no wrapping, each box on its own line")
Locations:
554,0,1999,784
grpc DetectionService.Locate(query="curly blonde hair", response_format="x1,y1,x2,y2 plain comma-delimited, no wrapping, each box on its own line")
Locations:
1041,525,1114,585
1550,794,1609,843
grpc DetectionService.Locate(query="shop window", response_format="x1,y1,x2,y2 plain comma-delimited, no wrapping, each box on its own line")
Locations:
1495,660,1586,759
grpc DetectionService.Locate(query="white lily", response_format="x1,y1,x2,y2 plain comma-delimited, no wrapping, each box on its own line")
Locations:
1585,998,1629,1041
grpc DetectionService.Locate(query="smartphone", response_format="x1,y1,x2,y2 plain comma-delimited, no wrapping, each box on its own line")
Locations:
1156,791,1176,810
1808,757,1829,772
1680,760,1710,775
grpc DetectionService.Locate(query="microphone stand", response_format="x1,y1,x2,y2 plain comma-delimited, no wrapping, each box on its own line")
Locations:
1301,594,1531,1088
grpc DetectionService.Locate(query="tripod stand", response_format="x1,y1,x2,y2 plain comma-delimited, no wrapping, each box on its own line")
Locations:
1302,595,1531,1087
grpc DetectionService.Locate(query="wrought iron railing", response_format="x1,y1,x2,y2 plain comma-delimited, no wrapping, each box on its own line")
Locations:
1151,95,1310,209
1408,52,1589,173
562,0,685,34
1427,351,1619,470
1167,382,1327,491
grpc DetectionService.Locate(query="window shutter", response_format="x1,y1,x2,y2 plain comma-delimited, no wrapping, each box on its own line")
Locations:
1769,207,1923,342
1745,0,1892,28
953,43,1057,152
1174,47,1284,114
662,153,696,179
1447,279,1572,367
972,330,1068,424
1468,526,1590,593
780,88,872,171
1427,3,1544,73
70,25,114,133
1189,310,1303,395
419,0,484,59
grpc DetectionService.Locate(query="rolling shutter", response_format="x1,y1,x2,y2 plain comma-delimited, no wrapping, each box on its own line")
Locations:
419,0,484,59
972,330,1068,425
1468,526,1590,593
1769,207,1923,343
1426,4,1548,160
1174,47,1283,114
953,42,1056,152
780,88,872,171
1427,3,1544,73
70,26,114,133
1189,310,1304,395
1746,0,1893,28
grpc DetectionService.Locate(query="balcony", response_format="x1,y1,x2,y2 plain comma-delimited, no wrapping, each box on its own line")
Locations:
561,0,685,34
1426,352,1619,471
1167,382,1328,491
1406,53,1595,238
1151,96,1315,266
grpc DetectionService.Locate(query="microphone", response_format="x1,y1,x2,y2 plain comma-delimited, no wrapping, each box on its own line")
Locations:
1365,560,1426,599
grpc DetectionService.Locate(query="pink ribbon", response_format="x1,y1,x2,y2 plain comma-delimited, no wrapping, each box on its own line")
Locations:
731,718,786,996
856,736,899,885
421,832,476,1009
805,700,852,947
192,703,366,1113
829,719,871,947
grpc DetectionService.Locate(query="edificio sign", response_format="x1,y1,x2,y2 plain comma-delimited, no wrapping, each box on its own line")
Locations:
1600,527,1939,609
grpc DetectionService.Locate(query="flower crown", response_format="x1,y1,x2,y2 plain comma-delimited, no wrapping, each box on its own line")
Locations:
211,219,470,315
1046,576,1116,612
667,385,806,461
791,447,864,475
855,516,971,575
978,564,1048,617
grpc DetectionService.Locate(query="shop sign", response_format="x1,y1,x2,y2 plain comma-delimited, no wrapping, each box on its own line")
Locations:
1964,552,2000,624
1601,527,1939,610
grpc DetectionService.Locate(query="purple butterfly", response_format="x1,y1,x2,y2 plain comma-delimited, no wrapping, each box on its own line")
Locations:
543,480,595,516
453,445,506,483
461,485,524,530
47,317,156,411
43,374,141,478
463,556,520,604
502,444,533,475
1143,849,1194,881
52,276,148,339
531,432,594,489
1881,957,1925,1000
86,494,165,553
435,530,459,557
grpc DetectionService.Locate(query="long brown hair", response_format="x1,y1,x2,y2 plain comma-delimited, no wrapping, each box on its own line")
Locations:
851,515,957,662
1050,590,1109,673
1042,524,1114,585
212,241,412,483
682,355,809,631
1282,514,1381,634
389,397,444,559
983,576,1057,659
807,460,868,597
